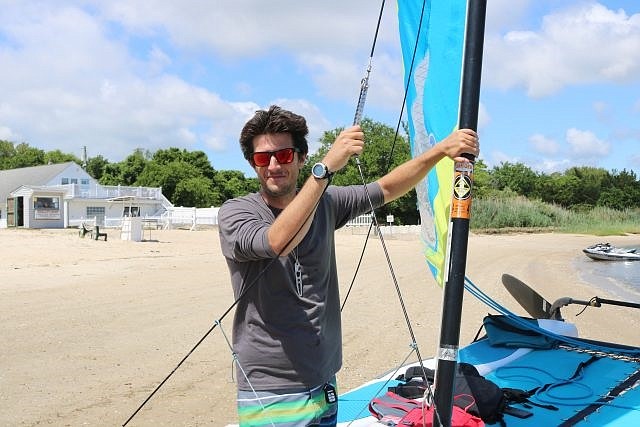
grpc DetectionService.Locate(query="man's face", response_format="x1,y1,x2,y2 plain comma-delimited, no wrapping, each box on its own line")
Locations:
252,133,305,205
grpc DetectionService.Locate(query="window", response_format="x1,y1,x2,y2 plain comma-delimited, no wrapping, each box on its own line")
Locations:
86,207,106,226
86,206,105,216
34,196,61,220
34,197,59,210
61,178,69,185
70,178,78,184
123,206,140,217
80,179,89,186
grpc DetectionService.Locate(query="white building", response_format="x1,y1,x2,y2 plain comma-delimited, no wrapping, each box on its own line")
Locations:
0,162,172,229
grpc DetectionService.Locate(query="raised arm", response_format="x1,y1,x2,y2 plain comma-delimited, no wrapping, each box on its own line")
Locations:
377,128,479,203
267,125,365,255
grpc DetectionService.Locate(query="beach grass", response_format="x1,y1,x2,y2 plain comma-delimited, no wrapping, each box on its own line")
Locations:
472,196,640,235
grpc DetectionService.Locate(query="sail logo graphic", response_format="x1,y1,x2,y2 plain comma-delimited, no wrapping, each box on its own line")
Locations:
453,175,471,200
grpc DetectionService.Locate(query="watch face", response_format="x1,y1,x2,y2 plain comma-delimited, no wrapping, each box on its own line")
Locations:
312,163,326,178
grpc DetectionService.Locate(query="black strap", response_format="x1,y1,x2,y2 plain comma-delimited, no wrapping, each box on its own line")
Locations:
388,383,427,399
503,386,558,411
401,365,434,382
532,355,600,396
559,367,640,427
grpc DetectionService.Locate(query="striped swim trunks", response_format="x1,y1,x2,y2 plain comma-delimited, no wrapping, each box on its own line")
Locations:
236,378,338,426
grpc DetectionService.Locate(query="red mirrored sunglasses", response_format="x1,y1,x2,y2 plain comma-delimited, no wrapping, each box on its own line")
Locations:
252,147,300,167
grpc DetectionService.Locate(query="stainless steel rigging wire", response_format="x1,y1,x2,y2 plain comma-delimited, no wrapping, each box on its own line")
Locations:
341,0,441,423
121,1,439,424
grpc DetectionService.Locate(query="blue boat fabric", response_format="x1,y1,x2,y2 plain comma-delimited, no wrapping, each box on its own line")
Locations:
337,336,640,426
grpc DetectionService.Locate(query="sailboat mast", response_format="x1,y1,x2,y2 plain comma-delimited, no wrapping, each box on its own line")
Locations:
433,1,487,427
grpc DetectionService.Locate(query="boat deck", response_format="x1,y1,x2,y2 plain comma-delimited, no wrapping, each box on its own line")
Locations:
337,339,640,426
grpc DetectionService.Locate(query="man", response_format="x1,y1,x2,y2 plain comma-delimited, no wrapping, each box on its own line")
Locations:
218,105,479,426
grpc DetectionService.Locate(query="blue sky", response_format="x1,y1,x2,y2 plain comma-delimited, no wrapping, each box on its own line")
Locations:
1,0,638,177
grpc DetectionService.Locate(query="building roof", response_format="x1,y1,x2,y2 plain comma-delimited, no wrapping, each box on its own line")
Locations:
0,162,78,203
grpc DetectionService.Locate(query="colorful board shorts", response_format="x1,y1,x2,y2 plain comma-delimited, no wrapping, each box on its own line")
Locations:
236,378,338,426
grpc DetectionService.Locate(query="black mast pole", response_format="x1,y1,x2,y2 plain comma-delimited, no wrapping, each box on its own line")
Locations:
433,1,487,427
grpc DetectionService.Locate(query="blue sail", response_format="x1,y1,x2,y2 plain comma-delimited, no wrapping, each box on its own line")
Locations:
397,0,467,285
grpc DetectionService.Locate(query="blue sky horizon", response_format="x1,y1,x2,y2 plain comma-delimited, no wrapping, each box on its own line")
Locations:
1,0,638,178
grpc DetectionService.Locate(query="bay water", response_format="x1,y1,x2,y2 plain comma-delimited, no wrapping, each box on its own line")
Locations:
575,242,640,301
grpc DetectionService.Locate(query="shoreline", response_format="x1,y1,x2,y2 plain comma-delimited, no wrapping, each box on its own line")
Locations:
1,228,639,426
574,255,640,302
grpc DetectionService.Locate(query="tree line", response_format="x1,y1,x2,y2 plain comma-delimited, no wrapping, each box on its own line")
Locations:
2,118,639,224
0,140,259,207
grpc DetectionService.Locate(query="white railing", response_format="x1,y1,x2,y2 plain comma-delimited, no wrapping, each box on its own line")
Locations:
345,213,374,227
160,207,219,230
67,207,218,231
59,183,166,200
68,217,97,228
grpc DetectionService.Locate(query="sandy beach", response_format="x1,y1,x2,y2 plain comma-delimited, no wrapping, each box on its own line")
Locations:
1,227,639,426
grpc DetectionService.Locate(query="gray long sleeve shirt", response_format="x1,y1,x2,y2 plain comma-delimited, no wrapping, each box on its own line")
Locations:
218,183,383,391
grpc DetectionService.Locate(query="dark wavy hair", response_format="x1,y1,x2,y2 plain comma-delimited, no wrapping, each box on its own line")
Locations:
239,105,309,163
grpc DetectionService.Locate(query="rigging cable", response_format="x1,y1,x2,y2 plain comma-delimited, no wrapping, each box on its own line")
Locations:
123,0,439,424
122,177,334,426
464,275,640,356
339,0,443,423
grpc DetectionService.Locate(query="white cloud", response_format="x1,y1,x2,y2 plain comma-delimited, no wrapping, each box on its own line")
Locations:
485,0,532,32
489,150,518,167
478,102,491,130
566,127,610,158
0,1,395,163
148,45,172,74
0,126,17,141
94,0,403,108
534,158,572,174
529,133,559,155
0,3,262,161
1,0,637,176
93,1,386,57
484,3,640,97
268,98,332,153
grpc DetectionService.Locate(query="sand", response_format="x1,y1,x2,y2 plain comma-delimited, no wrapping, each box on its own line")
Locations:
1,227,639,426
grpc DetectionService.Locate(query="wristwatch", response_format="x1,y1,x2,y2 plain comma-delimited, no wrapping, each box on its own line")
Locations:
311,162,333,180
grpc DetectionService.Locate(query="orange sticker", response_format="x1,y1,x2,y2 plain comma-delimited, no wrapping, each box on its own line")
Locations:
450,165,474,219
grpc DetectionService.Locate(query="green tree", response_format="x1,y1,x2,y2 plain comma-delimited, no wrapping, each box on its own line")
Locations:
611,169,638,188
304,118,417,224
305,119,410,184
472,159,491,198
85,155,110,180
10,143,46,168
607,169,640,209
0,140,17,169
173,176,217,207
185,150,216,180
99,163,123,185
213,170,259,205
490,162,538,197
538,172,582,207
120,149,149,185
44,149,81,165
562,166,608,207
597,187,631,211
152,148,216,180
136,160,204,203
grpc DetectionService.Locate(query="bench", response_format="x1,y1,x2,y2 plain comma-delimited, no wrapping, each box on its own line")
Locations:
92,225,108,241
79,223,92,238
